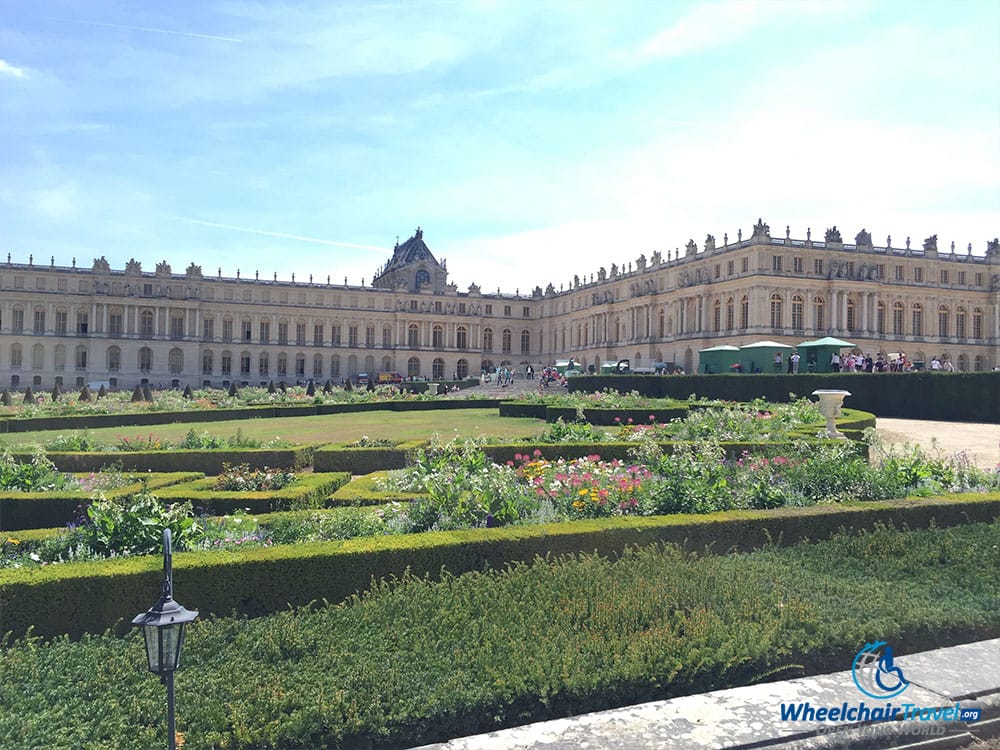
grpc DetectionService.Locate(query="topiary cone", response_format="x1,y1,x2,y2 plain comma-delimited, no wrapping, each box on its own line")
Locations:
228,381,238,397
1,389,11,406
78,386,92,402
182,384,193,399
97,384,107,399
23,387,35,404
142,384,153,402
306,380,316,396
268,380,276,394
131,385,144,402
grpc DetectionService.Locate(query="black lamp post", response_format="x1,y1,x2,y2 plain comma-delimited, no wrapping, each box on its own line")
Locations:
133,529,198,750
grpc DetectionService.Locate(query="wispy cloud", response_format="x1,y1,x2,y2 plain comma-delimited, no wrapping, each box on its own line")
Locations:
0,59,28,78
43,17,243,43
180,218,388,253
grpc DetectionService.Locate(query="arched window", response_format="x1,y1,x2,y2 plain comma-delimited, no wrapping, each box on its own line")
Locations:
407,356,420,378
769,294,782,329
432,324,443,348
481,359,494,373
482,328,493,352
242,317,253,343
938,305,949,338
456,326,467,350
381,356,392,371
407,324,420,348
725,298,734,331
276,353,287,377
972,308,983,339
313,354,323,378
221,351,232,376
415,269,430,289
54,344,65,371
956,307,967,338
789,295,803,331
107,346,121,373
974,355,985,371
875,301,884,335
957,354,969,372
892,302,904,336
295,354,306,377
74,345,88,371
259,352,269,376
520,329,530,354
912,304,923,337
432,357,445,380
382,327,391,348
330,355,340,378
33,306,46,334
139,347,153,372
740,296,749,329
139,309,155,338
202,350,213,375
456,358,469,379
364,355,374,373
11,306,24,334
239,351,251,375
846,298,856,333
502,328,512,353
170,348,185,374
170,312,186,340
712,300,721,332
9,343,22,369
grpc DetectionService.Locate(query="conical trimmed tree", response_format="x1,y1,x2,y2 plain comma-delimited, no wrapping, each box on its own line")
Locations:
78,386,92,402
131,385,144,402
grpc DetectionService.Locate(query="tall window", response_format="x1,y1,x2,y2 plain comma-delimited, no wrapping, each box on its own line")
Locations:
725,299,734,330
330,355,340,378
456,326,467,349
331,325,341,346
139,347,153,372
107,346,121,373
222,317,233,342
382,327,392,348
277,322,288,345
366,326,375,348
170,348,185,374
892,302,904,336
77,311,89,335
972,308,983,339
740,296,749,329
520,329,531,354
432,325,443,348
54,345,65,371
912,304,923,337
348,326,358,347
140,310,155,338
432,357,445,380
713,300,721,332
314,324,324,346
10,343,22,368
407,324,419,348
846,298,856,333
259,320,270,343
276,353,287,376
771,255,783,271
11,308,24,333
75,346,87,370
259,352,269,376
482,327,493,351
407,356,420,378
295,354,305,377
876,302,885,334
769,294,782,329
32,344,43,370
240,352,251,375
171,314,185,340
956,307,966,338
202,351,213,375
938,306,949,337
33,308,45,334
296,323,306,346
203,317,215,341
791,295,804,330
243,319,253,342
313,354,323,378
502,328,512,353
109,311,123,338
221,351,232,376
55,310,67,335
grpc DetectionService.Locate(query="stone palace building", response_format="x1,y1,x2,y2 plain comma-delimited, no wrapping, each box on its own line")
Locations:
1,220,997,390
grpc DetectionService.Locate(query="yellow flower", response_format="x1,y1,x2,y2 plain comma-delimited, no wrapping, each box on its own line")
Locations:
578,488,589,496
572,500,586,511
5,537,19,545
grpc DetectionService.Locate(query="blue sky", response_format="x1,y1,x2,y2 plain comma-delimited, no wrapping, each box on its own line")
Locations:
2,0,998,293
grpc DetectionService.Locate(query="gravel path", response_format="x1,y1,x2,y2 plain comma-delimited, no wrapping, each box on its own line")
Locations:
874,418,999,471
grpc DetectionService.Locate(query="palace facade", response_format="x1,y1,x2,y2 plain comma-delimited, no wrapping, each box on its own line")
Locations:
1,220,997,390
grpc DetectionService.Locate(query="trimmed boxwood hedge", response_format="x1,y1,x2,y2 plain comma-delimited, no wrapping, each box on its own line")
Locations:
3,493,996,639
313,440,428,473
18,445,318,475
0,472,204,531
329,472,429,506
569,372,1000,422
152,472,350,514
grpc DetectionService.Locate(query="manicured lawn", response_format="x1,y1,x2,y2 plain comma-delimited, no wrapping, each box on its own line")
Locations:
0,408,546,448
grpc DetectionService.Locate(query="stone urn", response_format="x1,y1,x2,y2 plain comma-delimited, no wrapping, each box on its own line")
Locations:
812,389,851,438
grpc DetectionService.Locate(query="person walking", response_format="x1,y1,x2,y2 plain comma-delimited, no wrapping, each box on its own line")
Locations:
789,350,800,374
830,351,841,372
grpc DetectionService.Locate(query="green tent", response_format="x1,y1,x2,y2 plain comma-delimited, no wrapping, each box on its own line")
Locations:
796,337,856,373
698,345,741,374
737,340,794,374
